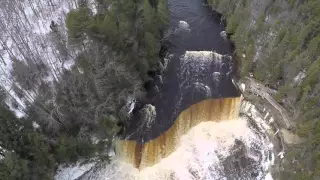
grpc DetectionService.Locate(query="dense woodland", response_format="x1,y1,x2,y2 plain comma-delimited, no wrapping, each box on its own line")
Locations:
1,0,319,179
208,0,320,179
0,0,168,179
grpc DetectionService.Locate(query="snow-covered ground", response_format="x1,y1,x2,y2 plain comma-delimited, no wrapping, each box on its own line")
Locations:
55,161,95,180
0,0,83,115
0,0,78,68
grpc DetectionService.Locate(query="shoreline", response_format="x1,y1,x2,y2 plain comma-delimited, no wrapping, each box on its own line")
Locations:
236,77,303,179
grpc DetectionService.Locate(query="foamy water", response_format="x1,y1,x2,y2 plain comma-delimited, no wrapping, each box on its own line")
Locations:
79,116,274,180
74,51,274,180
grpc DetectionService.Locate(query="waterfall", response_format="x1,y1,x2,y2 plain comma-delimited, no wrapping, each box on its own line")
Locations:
77,50,274,179
116,97,241,169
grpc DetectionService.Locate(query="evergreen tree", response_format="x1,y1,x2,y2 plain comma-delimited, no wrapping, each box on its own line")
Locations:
0,104,55,180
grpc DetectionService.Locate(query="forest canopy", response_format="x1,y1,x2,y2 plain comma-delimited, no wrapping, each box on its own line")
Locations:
0,0,168,179
208,0,320,179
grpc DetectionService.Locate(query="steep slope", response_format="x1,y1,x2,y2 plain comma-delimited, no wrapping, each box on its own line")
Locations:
208,0,320,179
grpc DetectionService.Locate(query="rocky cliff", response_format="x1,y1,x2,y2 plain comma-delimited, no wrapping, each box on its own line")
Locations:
208,0,320,179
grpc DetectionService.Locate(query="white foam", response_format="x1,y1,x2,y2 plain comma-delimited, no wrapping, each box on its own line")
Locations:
184,51,214,59
220,31,227,39
178,21,190,31
79,118,275,180
179,51,225,85
193,82,212,97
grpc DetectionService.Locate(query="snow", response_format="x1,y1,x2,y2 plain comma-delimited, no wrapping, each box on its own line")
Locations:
241,83,246,92
127,97,136,114
108,148,116,157
63,59,75,70
91,136,99,145
0,146,4,160
240,101,276,180
265,173,273,180
88,0,98,15
277,151,285,159
269,117,274,124
32,121,40,129
78,67,85,74
293,71,306,86
267,143,274,149
0,0,81,115
54,161,95,180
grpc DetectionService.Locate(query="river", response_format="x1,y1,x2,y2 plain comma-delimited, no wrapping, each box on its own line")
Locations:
124,0,239,142
76,0,276,179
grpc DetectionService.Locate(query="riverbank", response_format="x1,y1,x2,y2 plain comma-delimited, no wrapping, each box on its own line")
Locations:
236,77,304,179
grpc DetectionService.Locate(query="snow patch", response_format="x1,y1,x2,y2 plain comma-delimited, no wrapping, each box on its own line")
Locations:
269,117,274,124
91,136,99,145
127,97,136,114
0,0,80,115
265,173,273,180
293,71,306,86
54,161,95,180
241,83,246,92
32,121,40,129
88,0,98,15
277,151,285,159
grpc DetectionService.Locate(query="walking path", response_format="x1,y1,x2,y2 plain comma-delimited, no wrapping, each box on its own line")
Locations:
241,77,294,129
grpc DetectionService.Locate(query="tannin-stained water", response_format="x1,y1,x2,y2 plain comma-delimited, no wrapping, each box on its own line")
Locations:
79,97,274,180
116,97,241,169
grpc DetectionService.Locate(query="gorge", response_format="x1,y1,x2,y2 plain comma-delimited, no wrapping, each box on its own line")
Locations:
72,0,281,179
0,0,318,179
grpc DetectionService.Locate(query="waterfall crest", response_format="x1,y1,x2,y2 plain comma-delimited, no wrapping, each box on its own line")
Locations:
116,97,241,169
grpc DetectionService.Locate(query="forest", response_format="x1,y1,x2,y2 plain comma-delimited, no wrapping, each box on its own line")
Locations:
1,0,320,179
208,0,320,179
0,0,168,179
